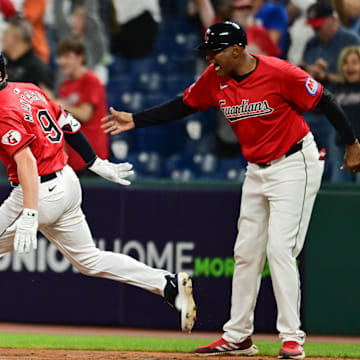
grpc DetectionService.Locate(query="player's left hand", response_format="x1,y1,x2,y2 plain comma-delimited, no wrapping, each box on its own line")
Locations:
88,157,134,185
341,139,360,174
13,209,38,254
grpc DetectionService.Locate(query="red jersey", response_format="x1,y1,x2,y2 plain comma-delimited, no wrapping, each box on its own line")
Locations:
0,82,78,182
59,71,109,172
183,55,323,163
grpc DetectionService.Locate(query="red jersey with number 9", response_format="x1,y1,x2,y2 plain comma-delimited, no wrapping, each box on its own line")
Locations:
0,82,75,182
183,54,323,163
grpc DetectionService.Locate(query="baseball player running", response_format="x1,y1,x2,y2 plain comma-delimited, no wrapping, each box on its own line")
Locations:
0,54,196,333
102,22,360,358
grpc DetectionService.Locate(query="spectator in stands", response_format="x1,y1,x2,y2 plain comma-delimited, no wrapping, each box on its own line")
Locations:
331,46,360,182
110,0,161,59
0,0,16,65
2,16,53,88
301,1,360,84
253,0,288,57
300,1,360,181
49,38,109,177
53,0,108,85
286,0,315,65
230,0,281,57
191,0,280,57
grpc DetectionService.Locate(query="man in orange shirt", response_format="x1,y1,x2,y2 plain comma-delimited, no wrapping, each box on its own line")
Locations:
23,0,50,63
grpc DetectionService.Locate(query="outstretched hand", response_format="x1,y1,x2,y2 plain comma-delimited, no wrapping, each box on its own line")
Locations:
88,158,134,185
341,139,360,174
101,107,135,135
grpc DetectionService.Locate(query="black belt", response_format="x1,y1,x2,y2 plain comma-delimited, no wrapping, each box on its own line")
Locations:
256,140,303,168
40,172,58,183
10,171,58,187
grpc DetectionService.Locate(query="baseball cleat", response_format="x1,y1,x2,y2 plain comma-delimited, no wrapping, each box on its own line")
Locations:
278,341,305,359
194,336,258,356
164,272,196,333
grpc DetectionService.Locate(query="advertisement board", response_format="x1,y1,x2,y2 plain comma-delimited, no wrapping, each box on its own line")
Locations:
0,183,295,332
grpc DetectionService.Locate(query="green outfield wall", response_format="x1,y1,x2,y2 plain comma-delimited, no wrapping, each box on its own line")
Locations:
305,185,360,335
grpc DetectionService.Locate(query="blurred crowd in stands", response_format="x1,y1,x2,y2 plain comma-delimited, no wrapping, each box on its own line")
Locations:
1,0,360,183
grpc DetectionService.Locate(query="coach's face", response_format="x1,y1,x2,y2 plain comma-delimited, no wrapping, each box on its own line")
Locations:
206,45,242,77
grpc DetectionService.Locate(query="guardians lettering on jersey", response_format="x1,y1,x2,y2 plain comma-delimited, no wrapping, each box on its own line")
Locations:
219,99,274,122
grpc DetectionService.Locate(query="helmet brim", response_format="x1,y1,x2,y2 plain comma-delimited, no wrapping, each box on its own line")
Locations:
196,41,230,52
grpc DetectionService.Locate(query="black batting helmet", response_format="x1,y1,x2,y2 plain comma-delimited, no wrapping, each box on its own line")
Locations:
0,54,6,82
196,21,247,52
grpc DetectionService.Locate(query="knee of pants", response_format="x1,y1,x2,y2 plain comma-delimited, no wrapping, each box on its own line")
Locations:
233,247,262,267
266,241,296,264
72,248,103,277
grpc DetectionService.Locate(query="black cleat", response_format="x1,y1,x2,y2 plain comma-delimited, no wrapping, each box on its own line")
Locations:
164,272,197,333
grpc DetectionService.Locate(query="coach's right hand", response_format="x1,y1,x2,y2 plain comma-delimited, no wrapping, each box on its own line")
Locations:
13,209,38,254
101,107,135,135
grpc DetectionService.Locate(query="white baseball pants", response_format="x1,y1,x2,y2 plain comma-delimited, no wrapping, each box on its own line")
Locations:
0,165,169,295
223,132,324,345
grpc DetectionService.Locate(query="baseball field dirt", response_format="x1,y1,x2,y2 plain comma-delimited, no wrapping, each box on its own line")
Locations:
0,323,359,360
0,348,355,360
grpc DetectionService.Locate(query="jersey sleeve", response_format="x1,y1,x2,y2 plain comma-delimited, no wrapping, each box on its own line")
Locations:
279,61,323,111
45,96,82,135
0,118,35,158
57,109,81,134
183,65,219,111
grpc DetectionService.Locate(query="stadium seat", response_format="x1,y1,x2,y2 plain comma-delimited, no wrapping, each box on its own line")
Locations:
218,157,248,181
126,151,164,178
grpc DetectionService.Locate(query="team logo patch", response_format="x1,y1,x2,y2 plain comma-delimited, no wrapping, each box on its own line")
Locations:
1,130,21,145
305,76,318,95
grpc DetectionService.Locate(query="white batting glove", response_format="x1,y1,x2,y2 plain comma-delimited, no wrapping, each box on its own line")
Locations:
88,157,134,185
14,208,38,254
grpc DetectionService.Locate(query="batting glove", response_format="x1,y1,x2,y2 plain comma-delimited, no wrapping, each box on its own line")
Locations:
88,157,134,185
14,208,38,254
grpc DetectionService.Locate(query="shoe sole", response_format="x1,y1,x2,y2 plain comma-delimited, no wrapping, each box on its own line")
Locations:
195,344,259,356
176,272,197,333
278,352,305,359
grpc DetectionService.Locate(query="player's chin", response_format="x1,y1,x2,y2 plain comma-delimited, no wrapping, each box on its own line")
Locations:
214,67,228,77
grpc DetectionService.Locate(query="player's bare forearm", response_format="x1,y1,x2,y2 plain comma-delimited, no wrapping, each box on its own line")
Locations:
61,103,94,124
101,107,135,135
14,147,39,210
268,29,282,45
195,0,216,29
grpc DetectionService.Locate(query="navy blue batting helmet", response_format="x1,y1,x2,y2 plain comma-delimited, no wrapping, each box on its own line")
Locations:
196,21,247,52
0,54,6,82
